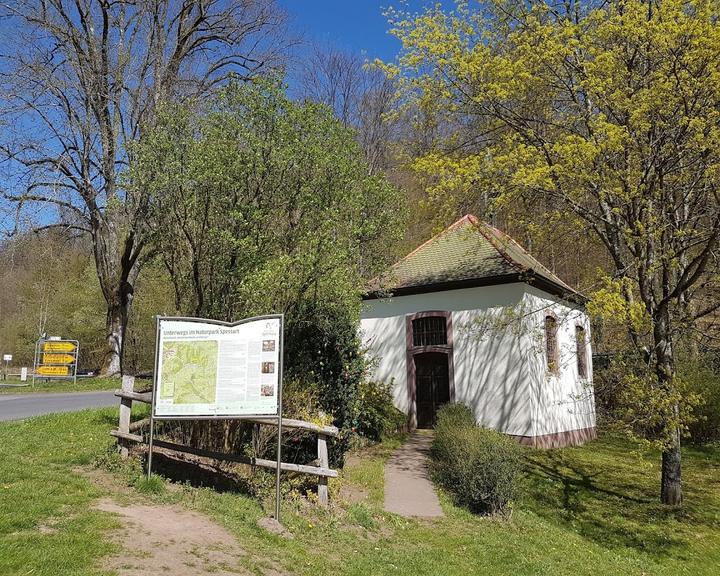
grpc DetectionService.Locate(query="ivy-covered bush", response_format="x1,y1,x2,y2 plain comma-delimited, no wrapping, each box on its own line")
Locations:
431,403,523,516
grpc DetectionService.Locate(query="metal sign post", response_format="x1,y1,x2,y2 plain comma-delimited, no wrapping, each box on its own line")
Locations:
147,314,285,522
275,329,284,523
2,354,10,380
33,338,79,384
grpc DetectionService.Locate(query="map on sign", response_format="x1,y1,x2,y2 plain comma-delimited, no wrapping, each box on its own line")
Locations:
153,316,282,419
160,341,218,404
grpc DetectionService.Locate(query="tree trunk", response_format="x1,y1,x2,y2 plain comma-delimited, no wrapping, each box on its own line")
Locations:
654,308,682,505
96,215,138,377
661,424,682,505
101,303,124,376
100,283,134,376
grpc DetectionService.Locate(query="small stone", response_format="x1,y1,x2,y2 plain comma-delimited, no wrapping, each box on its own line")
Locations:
257,517,294,539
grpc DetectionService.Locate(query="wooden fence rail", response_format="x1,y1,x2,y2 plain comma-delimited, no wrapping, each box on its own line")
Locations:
112,375,338,505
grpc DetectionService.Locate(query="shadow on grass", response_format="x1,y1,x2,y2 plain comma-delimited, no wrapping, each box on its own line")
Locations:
141,450,263,496
521,438,715,559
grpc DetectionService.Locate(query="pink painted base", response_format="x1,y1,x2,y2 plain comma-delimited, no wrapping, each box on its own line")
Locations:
512,426,597,449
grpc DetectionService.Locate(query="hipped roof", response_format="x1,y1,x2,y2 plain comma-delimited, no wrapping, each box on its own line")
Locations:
365,215,583,303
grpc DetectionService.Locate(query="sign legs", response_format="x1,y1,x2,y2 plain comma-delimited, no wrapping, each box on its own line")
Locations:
275,414,282,522
147,415,155,480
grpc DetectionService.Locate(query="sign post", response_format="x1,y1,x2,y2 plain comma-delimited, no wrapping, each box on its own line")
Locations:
2,354,11,380
148,315,284,520
33,338,79,385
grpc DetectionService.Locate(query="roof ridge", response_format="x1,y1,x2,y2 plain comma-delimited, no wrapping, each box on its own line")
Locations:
471,220,529,275
485,223,575,291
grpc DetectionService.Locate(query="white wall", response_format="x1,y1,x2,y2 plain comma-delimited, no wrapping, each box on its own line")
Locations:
360,283,596,438
361,284,536,436
524,287,596,436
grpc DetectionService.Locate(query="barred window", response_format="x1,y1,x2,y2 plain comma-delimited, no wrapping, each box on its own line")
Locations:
545,316,559,374
412,316,447,346
576,325,588,379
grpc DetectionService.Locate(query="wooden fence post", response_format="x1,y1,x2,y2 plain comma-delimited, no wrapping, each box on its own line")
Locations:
317,433,329,506
118,375,135,458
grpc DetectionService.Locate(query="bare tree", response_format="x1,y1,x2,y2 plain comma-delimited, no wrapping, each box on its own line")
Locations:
299,45,395,175
0,0,288,374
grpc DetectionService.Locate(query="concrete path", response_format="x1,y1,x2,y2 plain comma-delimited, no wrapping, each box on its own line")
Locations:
0,390,117,421
384,430,444,518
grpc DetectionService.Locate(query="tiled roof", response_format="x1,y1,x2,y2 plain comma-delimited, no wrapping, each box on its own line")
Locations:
367,215,580,300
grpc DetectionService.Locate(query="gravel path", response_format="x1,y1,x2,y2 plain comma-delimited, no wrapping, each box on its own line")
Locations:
384,431,444,518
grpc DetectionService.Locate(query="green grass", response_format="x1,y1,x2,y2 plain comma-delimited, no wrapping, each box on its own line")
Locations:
0,376,141,394
1,408,718,575
0,409,121,575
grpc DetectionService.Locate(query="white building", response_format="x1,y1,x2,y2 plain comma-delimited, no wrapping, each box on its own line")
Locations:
360,215,596,448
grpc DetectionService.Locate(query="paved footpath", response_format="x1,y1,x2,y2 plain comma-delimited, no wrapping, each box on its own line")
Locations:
0,390,117,421
384,430,444,518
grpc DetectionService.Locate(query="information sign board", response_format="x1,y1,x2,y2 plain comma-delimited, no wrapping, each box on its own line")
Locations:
147,315,285,521
152,316,283,419
2,354,11,362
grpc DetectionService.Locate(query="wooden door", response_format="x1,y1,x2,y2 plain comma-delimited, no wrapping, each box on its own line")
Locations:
414,352,450,428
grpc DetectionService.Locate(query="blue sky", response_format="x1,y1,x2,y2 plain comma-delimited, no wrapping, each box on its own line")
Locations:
279,1,454,62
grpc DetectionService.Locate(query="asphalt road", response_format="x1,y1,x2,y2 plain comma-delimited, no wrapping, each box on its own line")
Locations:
0,390,117,421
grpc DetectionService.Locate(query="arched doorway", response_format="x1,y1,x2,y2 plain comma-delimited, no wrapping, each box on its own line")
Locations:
406,311,455,429
414,352,451,428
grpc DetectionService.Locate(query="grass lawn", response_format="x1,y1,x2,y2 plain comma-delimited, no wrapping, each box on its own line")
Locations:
0,376,143,394
1,408,718,575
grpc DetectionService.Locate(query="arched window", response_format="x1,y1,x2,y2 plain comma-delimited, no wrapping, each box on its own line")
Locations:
576,325,588,379
545,315,559,374
412,316,447,346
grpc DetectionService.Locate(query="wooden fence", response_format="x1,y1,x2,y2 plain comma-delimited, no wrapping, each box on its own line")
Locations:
110,376,339,505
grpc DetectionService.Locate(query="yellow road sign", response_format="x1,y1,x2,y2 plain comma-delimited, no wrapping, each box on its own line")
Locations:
42,353,75,364
36,365,70,376
42,341,76,353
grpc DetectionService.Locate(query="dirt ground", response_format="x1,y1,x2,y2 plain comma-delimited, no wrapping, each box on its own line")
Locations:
95,498,249,575
80,467,291,576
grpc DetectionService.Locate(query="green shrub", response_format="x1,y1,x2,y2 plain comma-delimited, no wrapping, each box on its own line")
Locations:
431,403,523,516
434,402,475,435
681,360,720,444
352,380,406,441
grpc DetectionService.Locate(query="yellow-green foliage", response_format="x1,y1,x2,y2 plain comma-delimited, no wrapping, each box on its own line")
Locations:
588,277,651,335
383,0,720,454
384,0,720,224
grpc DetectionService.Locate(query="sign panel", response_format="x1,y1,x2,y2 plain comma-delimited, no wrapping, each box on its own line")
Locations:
2,354,11,362
43,341,76,353
42,353,75,364
153,316,282,419
37,365,70,376
21,367,28,381
33,338,79,383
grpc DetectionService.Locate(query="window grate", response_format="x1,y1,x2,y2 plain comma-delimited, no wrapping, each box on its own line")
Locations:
412,316,447,347
545,316,559,374
576,325,588,379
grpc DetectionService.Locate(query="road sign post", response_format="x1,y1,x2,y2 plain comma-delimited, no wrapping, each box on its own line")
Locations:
33,338,79,385
2,354,10,381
